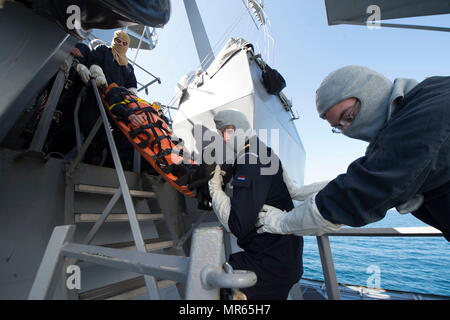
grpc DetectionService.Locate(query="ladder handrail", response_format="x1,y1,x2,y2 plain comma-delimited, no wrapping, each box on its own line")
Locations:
73,86,87,153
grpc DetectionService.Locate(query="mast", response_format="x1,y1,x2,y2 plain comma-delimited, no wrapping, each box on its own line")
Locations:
183,0,214,70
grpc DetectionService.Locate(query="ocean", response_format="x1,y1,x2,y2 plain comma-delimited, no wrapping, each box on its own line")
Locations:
301,210,450,297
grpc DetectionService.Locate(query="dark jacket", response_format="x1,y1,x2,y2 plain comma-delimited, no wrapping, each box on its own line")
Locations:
75,42,91,66
227,141,303,287
79,45,137,137
316,76,450,241
87,45,137,89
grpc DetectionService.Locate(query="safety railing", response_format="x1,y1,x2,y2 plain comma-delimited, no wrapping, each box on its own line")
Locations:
316,226,443,300
133,60,161,95
27,56,73,155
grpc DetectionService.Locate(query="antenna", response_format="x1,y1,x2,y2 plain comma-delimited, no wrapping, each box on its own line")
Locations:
242,0,266,29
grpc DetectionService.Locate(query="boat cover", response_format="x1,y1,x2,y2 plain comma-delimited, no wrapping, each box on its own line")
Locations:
24,0,171,37
325,0,450,25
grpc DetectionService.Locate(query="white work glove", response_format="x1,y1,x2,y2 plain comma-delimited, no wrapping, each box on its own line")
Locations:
76,64,91,84
128,87,138,94
208,165,231,232
282,166,330,201
396,194,424,214
256,193,343,236
90,65,108,88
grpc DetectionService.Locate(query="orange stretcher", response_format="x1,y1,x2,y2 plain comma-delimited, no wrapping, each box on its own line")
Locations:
102,83,196,197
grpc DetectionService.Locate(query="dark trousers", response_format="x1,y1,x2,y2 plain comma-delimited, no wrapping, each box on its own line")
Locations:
79,90,134,170
104,129,135,171
228,252,301,300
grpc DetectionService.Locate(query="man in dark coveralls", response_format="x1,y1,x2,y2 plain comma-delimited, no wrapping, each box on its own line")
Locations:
208,109,303,300
75,30,139,169
44,42,92,155
257,66,450,242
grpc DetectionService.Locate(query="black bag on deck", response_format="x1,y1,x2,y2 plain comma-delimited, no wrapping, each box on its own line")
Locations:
262,64,286,95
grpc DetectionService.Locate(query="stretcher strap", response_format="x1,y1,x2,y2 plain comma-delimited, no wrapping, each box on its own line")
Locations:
150,135,172,151
128,126,151,148
109,97,149,111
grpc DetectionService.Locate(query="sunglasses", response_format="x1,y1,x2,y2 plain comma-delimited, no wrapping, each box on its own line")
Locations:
332,100,361,134
114,38,128,46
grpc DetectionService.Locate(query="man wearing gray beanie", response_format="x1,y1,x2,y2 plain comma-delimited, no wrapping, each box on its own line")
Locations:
208,109,304,299
257,65,450,241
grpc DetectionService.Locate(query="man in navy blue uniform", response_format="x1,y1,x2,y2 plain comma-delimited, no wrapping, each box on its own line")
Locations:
208,109,303,300
257,66,450,242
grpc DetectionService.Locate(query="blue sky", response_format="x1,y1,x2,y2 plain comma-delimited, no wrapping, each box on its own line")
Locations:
122,1,450,184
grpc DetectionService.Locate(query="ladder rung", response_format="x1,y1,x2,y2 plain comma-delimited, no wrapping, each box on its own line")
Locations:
74,213,164,223
75,184,156,198
102,239,176,252
79,276,175,300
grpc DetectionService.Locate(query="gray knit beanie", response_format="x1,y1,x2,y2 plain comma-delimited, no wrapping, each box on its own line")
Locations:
213,109,255,157
316,65,418,142
214,109,251,133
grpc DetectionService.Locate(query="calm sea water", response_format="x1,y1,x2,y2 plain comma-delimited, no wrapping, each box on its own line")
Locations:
301,210,450,297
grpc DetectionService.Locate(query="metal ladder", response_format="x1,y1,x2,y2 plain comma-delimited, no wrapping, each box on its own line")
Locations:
63,164,183,300
63,80,173,299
